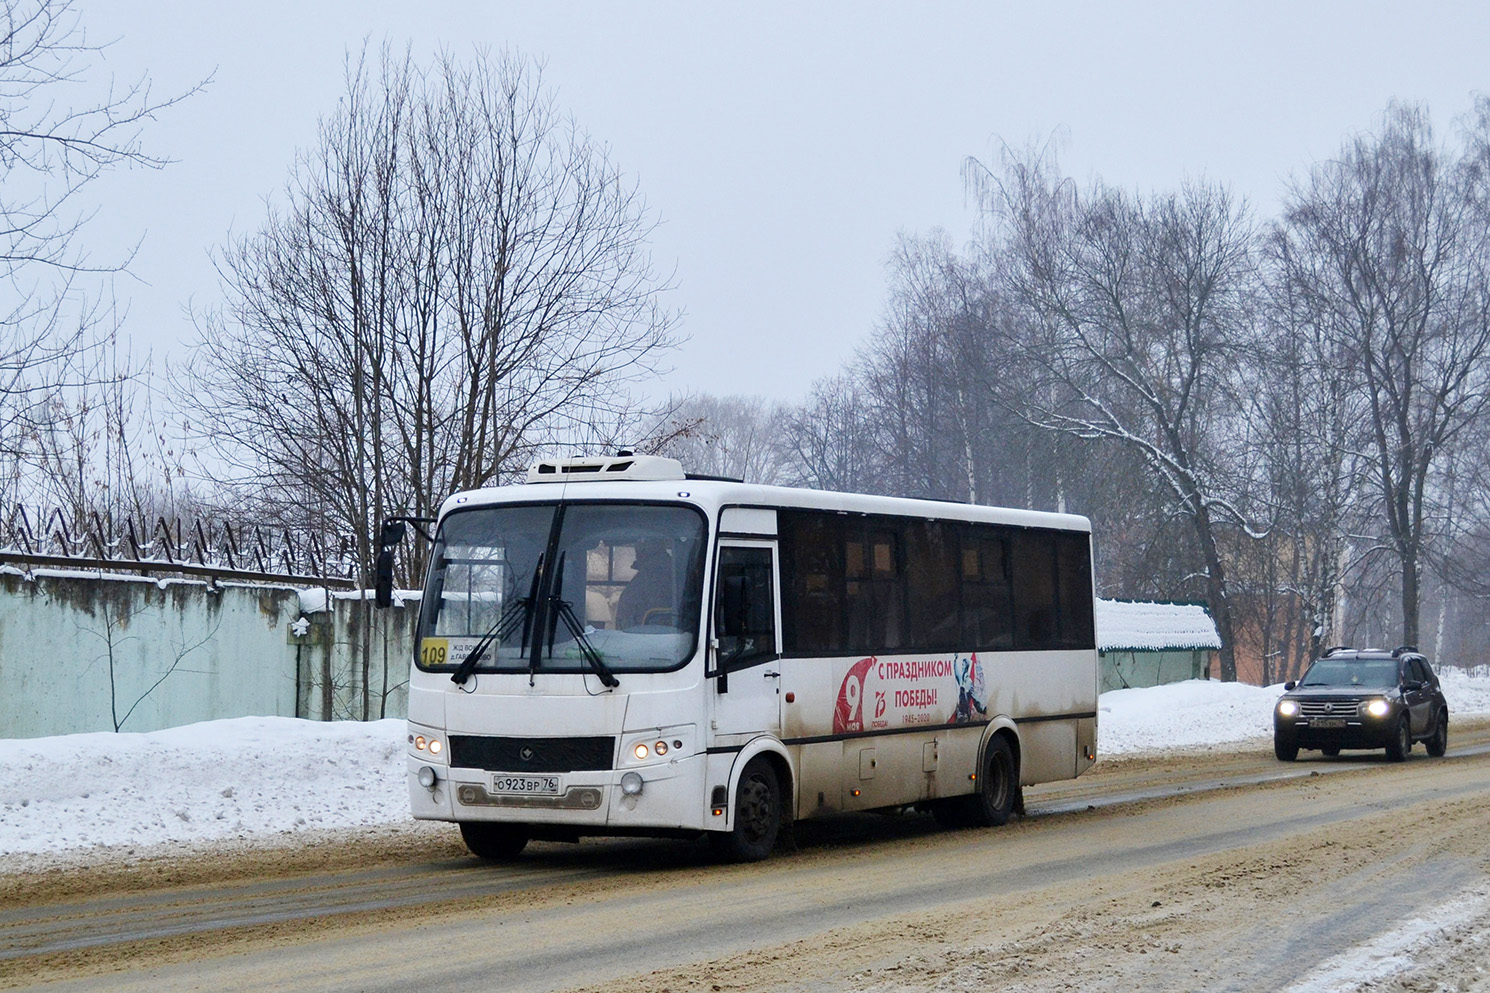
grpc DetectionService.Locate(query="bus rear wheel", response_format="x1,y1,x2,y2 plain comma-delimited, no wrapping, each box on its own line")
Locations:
970,736,1017,827
710,758,782,862
459,822,529,861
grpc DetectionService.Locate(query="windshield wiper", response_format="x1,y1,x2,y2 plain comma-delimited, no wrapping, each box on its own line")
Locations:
542,551,619,689
451,553,542,686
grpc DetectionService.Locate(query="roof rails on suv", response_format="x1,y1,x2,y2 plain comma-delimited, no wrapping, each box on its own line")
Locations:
1322,645,1424,660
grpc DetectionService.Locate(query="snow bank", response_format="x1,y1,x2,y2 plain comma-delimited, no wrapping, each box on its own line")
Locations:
1099,678,1280,754
0,717,407,856
1438,667,1490,715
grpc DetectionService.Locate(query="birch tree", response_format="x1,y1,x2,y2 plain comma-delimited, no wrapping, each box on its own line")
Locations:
858,233,1001,502
1275,102,1490,647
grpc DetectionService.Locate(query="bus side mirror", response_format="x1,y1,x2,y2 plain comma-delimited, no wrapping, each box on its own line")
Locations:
374,548,397,608
374,520,407,609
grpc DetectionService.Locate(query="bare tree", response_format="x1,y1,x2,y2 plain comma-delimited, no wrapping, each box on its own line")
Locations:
653,394,792,483
1275,102,1490,647
777,373,879,493
83,596,221,732
0,0,202,467
857,232,1002,502
181,46,678,716
1244,229,1378,679
186,45,678,573
968,147,1260,680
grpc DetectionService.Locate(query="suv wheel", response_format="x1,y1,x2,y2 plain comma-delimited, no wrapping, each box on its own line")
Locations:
1274,737,1298,762
1426,711,1448,758
1386,716,1411,762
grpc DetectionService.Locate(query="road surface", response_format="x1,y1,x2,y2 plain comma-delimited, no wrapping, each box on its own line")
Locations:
5,722,1490,992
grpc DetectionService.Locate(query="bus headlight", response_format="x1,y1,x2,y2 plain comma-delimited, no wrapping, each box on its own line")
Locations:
408,726,448,763
1277,700,1299,717
1365,699,1390,718
621,772,644,796
622,725,694,766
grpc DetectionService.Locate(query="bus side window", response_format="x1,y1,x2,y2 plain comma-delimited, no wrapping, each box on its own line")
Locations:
716,546,777,669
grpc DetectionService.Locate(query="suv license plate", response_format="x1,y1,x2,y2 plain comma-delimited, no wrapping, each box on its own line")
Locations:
1309,718,1346,729
492,774,561,795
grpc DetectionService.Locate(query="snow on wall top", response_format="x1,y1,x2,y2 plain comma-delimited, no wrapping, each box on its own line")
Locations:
1096,598,1221,652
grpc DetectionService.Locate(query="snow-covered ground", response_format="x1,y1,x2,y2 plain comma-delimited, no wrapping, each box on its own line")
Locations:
4,672,1490,863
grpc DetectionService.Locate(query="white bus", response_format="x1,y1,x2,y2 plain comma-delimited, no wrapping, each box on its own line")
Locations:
386,454,1098,861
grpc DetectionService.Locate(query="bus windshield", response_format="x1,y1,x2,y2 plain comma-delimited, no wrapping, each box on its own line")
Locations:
418,502,707,673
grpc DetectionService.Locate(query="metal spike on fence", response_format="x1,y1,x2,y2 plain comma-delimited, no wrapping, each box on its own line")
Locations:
1,504,359,588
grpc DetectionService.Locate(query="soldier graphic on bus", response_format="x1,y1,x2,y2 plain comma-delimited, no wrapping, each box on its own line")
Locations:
950,654,988,724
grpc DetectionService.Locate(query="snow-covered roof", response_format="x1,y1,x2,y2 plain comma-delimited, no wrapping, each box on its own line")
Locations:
1096,598,1221,652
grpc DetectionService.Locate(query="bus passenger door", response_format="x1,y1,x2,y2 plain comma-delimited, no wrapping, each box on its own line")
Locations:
710,541,782,741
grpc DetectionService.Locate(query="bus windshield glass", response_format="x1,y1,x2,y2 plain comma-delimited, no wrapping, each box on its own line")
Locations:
419,502,707,673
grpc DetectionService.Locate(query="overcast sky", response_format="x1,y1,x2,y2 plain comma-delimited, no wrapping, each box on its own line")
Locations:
80,1,1489,404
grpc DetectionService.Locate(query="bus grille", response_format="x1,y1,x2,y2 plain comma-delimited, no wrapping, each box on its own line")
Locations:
448,734,616,772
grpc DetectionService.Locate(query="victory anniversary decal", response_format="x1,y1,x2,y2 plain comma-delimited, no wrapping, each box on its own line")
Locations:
832,654,988,734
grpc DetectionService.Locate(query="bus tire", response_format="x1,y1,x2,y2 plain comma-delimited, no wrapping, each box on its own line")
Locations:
459,821,529,861
710,758,782,862
970,736,1017,827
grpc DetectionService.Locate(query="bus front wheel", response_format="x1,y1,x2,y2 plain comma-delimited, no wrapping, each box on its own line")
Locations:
710,758,782,862
459,821,529,861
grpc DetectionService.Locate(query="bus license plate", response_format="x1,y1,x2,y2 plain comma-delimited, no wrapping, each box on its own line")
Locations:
1309,718,1346,729
492,774,561,796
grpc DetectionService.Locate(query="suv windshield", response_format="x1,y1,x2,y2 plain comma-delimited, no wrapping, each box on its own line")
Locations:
418,502,707,673
1299,658,1398,688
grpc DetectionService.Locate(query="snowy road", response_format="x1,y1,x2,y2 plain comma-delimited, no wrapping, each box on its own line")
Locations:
5,719,1490,993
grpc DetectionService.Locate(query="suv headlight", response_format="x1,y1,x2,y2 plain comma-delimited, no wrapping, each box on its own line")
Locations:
1365,699,1390,718
1277,700,1299,717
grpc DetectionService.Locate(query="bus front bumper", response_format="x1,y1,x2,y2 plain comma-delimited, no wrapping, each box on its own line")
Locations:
407,752,710,833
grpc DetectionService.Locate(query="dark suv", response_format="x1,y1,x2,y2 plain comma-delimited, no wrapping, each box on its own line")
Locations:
1273,647,1449,762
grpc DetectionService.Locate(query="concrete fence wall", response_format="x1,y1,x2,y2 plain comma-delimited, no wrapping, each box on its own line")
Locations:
0,568,418,739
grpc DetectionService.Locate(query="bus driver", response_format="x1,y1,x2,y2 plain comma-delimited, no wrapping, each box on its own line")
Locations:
616,540,674,629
